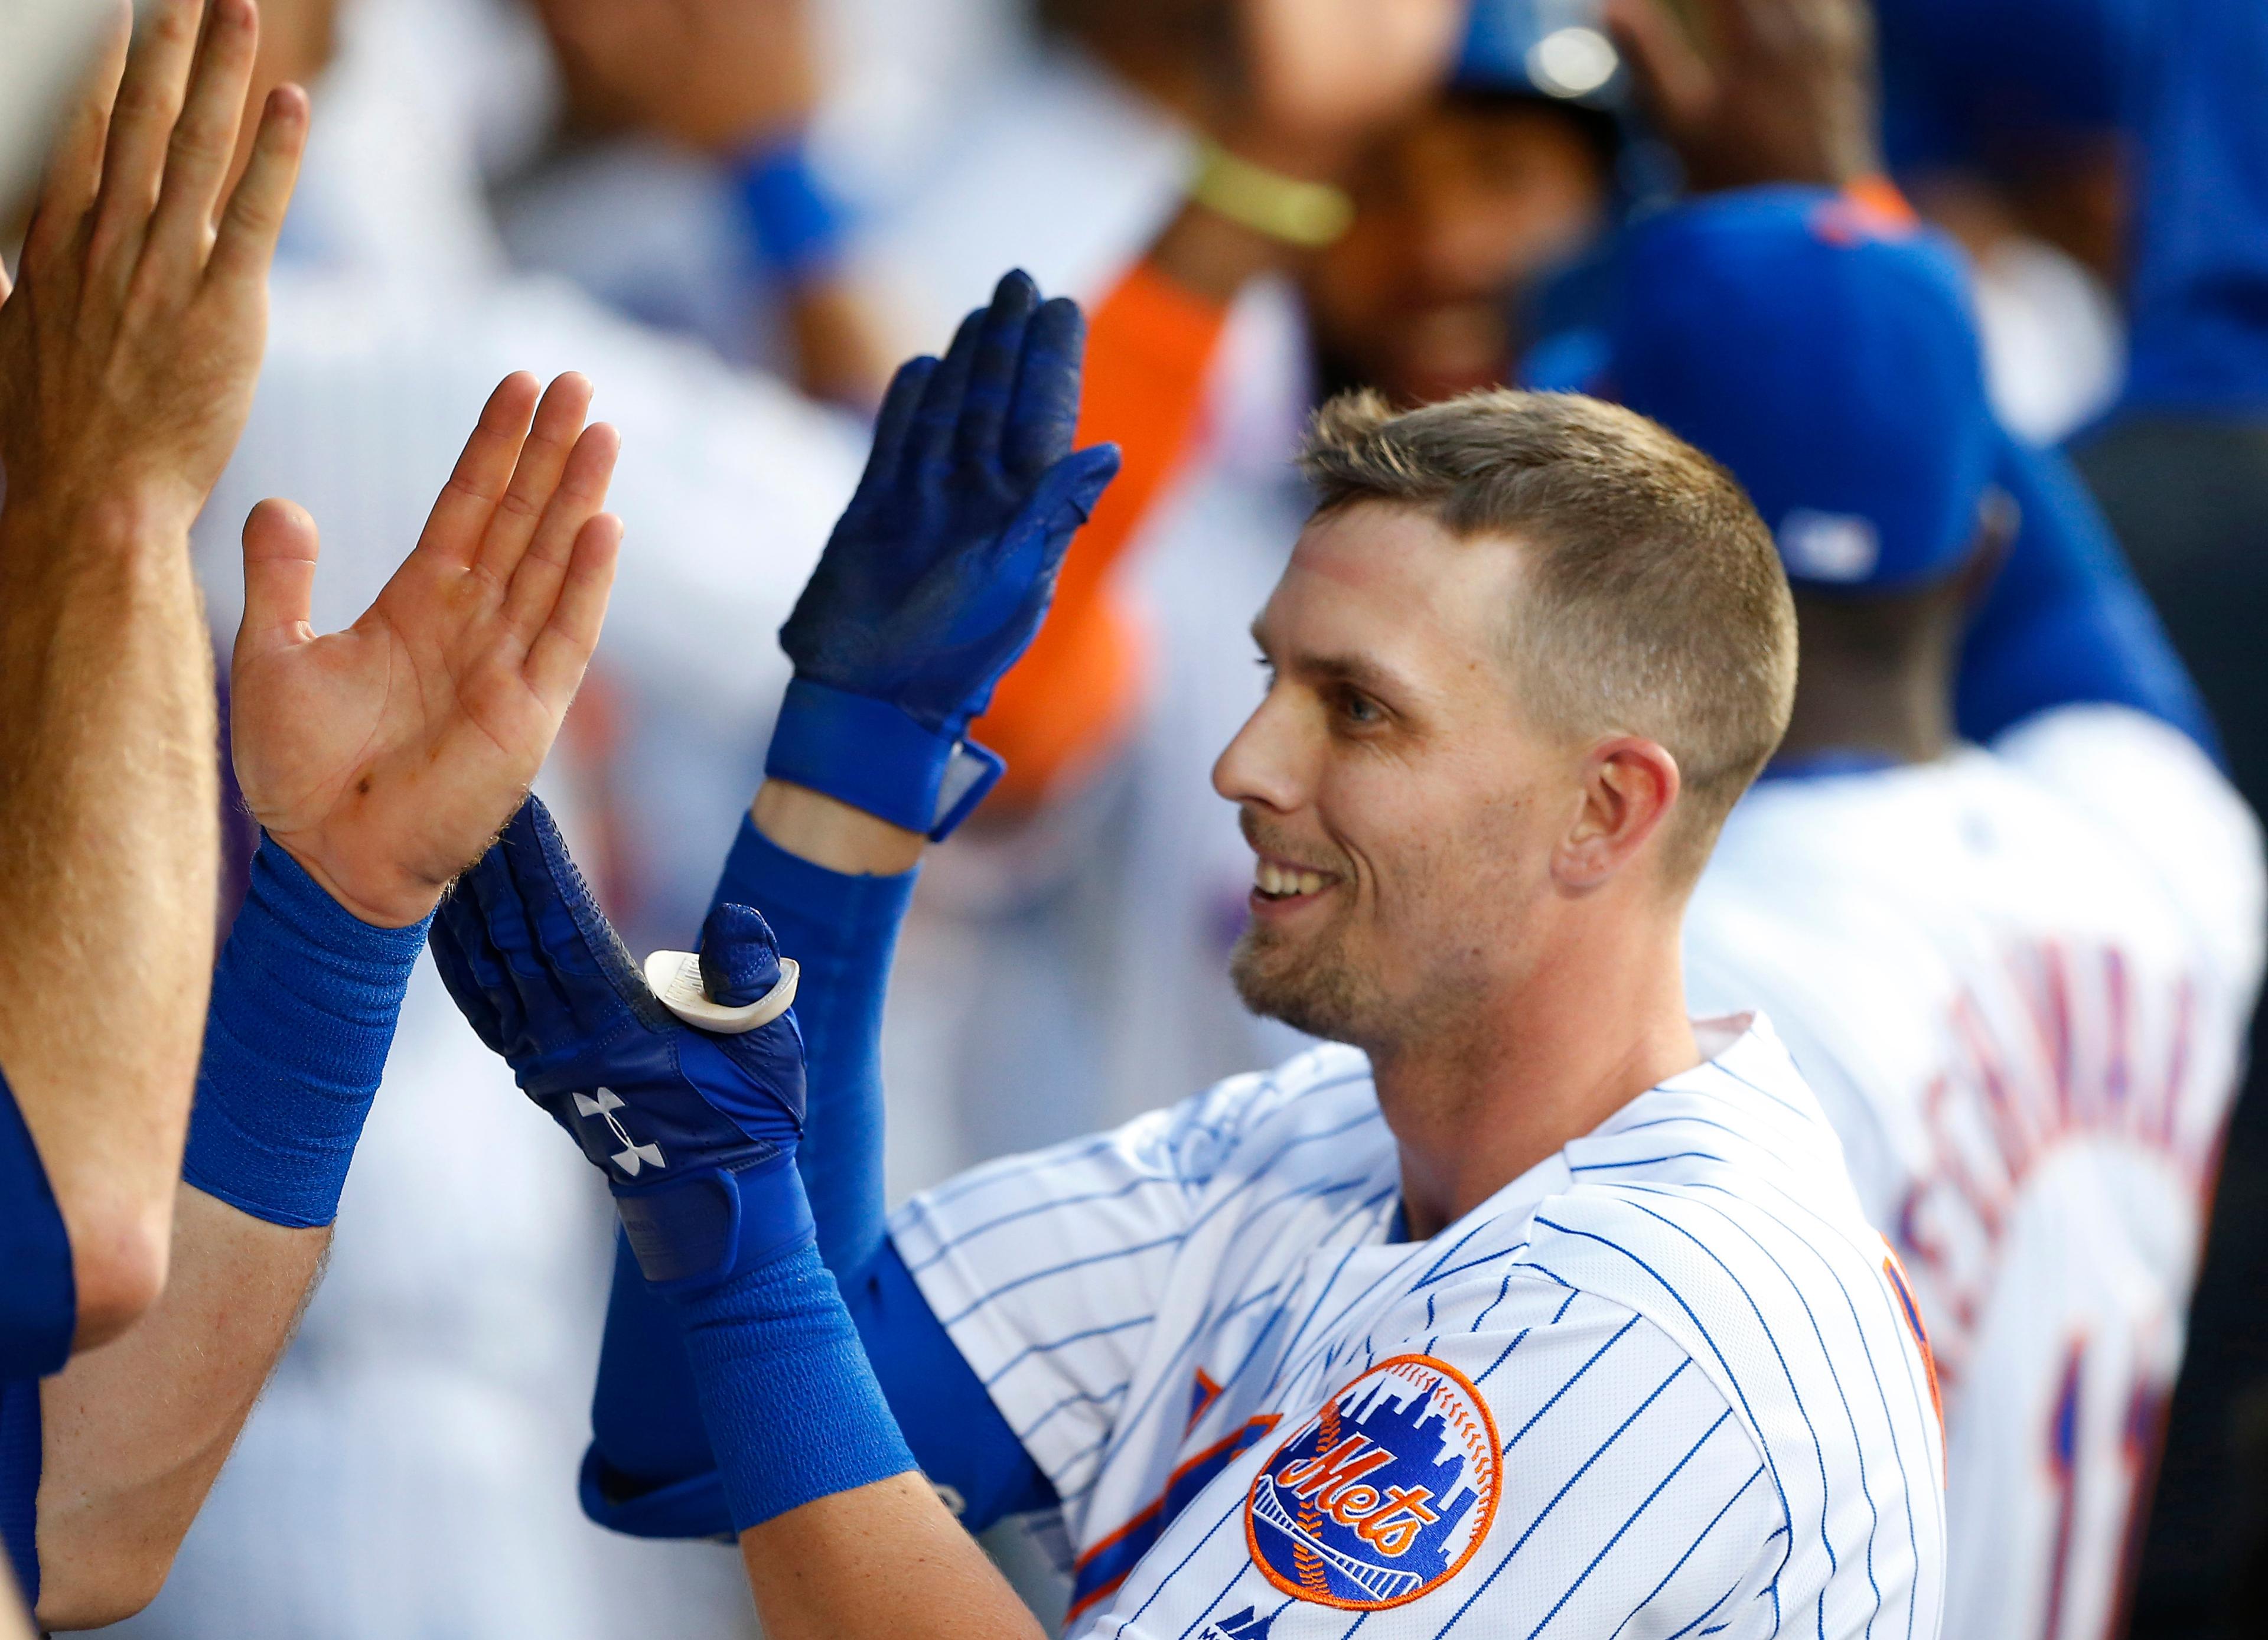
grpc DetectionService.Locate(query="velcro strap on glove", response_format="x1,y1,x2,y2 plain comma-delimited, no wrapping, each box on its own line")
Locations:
616,1149,816,1296
765,679,1005,840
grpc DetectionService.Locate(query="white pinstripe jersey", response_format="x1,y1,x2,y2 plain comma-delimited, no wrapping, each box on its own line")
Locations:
891,1016,1948,1638
1686,707,2266,1640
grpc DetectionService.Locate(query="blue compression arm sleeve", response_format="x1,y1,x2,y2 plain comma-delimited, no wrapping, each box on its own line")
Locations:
183,840,429,1227
709,814,914,1280
0,1066,74,1381
1957,435,2220,756
586,1233,1050,1538
586,810,937,1535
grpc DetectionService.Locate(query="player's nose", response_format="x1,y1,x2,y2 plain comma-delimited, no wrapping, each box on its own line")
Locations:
1213,686,1312,814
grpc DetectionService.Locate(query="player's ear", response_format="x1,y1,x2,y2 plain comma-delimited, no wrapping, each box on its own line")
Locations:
1552,735,1682,893
1958,485,2020,604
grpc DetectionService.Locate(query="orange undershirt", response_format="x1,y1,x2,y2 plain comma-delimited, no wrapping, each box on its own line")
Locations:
970,260,1233,810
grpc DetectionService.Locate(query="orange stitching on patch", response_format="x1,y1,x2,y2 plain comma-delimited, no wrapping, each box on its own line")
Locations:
1244,1355,1504,1612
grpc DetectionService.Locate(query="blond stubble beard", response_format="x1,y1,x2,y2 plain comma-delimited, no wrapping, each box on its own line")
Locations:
1228,914,1389,1048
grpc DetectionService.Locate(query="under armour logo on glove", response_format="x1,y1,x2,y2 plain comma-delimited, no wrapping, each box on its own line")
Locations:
431,797,814,1289
573,1090,666,1175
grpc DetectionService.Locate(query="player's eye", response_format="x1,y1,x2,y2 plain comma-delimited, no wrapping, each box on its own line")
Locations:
1337,688,1384,728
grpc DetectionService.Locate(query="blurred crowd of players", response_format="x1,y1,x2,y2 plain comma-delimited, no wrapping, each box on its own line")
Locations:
4,0,2267,1634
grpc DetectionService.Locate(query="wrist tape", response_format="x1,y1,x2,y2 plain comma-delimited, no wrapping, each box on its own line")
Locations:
657,1164,915,1530
183,840,428,1228
736,133,850,283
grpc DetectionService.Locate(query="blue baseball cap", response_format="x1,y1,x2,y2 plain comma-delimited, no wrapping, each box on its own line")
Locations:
1588,186,2000,591
1456,0,1626,109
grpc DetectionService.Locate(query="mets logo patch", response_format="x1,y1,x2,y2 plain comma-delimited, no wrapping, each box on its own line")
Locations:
1244,1354,1501,1610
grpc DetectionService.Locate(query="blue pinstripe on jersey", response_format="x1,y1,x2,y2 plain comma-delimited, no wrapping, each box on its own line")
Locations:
893,1029,1943,1637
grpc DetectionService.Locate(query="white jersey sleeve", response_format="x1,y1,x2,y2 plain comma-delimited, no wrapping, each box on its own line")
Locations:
888,1059,1316,1496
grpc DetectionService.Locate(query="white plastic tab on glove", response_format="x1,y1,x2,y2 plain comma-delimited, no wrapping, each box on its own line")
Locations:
643,951,800,1034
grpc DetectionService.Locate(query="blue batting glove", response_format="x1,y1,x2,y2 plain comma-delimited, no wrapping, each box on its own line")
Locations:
768,269,1122,839
429,797,812,1295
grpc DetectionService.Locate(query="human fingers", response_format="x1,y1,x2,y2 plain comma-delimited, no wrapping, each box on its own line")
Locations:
456,816,570,1044
234,497,321,664
852,354,940,506
951,269,1040,474
1002,295,1086,483
145,0,261,278
413,373,542,569
473,372,595,588
522,513,623,714
498,418,618,645
990,443,1119,589
429,895,513,1057
205,81,309,288
500,795,646,1038
87,0,205,279
19,5,132,274
904,303,987,484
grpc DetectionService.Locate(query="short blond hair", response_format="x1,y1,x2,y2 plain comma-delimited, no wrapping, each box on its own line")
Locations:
1299,388,1797,880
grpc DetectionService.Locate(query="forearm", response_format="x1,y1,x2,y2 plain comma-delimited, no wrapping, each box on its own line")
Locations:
0,498,218,1347
738,1474,1046,1640
32,1186,325,1631
729,782,920,1275
26,840,421,1624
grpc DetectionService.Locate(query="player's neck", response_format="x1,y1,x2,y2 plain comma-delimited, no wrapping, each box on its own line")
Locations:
1777,589,1963,767
1376,916,1701,1242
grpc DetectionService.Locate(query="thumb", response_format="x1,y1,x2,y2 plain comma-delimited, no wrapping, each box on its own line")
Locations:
698,902,786,1007
1032,442,1124,533
237,497,321,659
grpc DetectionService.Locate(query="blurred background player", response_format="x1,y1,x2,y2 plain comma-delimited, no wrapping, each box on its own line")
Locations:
1563,185,2262,1640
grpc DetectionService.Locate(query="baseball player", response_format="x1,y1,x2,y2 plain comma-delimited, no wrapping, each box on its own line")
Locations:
435,271,1947,1636
1573,187,2264,1640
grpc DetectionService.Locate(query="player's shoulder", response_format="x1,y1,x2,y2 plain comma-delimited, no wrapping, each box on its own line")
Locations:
1174,1042,1387,1180
1994,705,2266,974
1514,1019,1937,1449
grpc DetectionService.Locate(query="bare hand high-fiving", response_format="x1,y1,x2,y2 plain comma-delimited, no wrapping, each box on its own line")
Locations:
229,374,625,927
0,0,307,536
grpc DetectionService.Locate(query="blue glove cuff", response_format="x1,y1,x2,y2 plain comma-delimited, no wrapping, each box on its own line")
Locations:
184,840,429,1228
765,679,1003,840
618,1147,816,1296
734,133,849,284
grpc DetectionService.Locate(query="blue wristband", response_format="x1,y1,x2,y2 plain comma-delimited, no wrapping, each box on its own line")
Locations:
183,840,429,1228
0,1065,74,1380
735,134,850,285
666,1202,917,1531
765,679,1004,840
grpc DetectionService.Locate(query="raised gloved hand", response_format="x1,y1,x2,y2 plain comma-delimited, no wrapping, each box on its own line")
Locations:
767,269,1122,839
430,796,811,1293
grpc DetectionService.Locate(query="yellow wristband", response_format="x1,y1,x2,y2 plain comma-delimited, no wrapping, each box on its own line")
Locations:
1188,139,1355,250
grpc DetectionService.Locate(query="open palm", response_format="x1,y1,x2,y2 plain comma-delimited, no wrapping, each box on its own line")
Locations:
230,373,624,927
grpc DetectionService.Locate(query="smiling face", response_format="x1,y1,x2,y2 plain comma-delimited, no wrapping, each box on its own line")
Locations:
1214,502,1576,1052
